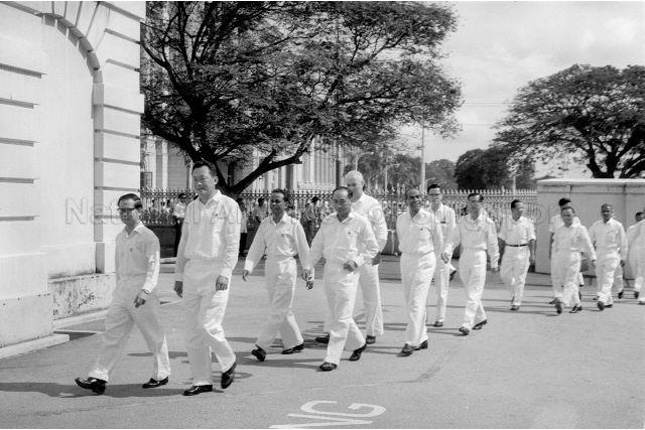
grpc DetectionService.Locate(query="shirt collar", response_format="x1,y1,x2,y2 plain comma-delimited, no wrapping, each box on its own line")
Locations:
198,189,221,207
269,213,289,225
124,222,144,237
335,210,356,223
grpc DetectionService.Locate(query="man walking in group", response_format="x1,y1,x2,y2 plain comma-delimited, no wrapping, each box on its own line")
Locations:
588,203,628,311
304,186,378,371
498,199,536,311
243,189,310,362
75,193,170,395
551,206,596,314
442,192,499,336
627,212,645,302
174,161,240,396
426,183,456,327
549,197,584,302
396,188,442,356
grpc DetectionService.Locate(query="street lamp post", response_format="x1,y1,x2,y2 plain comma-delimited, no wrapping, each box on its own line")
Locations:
419,121,426,195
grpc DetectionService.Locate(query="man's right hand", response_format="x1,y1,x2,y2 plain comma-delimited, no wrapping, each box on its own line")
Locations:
302,269,312,281
174,281,183,298
242,270,250,281
441,252,450,264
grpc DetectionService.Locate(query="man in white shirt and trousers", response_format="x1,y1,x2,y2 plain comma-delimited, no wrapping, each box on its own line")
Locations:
75,193,170,395
427,183,456,327
174,161,240,396
243,189,310,361
549,197,584,302
626,212,645,302
316,171,387,345
498,199,536,311
396,188,443,356
304,186,379,371
551,206,596,314
588,203,628,311
442,192,499,336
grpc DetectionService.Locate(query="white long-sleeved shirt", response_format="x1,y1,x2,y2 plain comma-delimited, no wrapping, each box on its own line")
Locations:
444,211,500,269
115,222,160,293
499,216,536,246
175,190,241,281
549,214,581,233
306,211,378,271
429,203,456,247
244,213,310,274
588,218,628,259
396,208,443,255
552,223,597,260
352,193,388,252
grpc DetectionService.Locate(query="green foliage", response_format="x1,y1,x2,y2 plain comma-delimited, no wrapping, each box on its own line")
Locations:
141,1,462,195
454,146,534,190
494,64,645,178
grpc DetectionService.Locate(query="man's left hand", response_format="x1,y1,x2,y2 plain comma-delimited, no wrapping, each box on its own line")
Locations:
343,260,358,272
134,291,148,308
216,275,229,291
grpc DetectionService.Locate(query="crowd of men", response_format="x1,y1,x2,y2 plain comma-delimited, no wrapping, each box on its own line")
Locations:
74,161,644,395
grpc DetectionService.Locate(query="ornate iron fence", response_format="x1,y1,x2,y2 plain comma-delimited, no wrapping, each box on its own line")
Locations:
139,187,538,230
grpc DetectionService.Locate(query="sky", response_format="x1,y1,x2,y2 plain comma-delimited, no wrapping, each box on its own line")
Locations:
401,1,645,177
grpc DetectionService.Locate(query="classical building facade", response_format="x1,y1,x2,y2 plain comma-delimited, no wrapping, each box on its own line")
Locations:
0,1,145,350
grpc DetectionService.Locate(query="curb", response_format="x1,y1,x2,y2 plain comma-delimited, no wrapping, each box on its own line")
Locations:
0,334,70,360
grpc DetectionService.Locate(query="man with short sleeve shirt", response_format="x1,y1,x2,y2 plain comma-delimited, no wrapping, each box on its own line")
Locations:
588,203,628,310
303,187,379,371
498,199,536,311
243,189,310,361
174,161,241,395
427,183,456,327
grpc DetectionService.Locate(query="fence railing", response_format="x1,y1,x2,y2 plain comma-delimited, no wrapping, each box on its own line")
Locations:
139,188,538,230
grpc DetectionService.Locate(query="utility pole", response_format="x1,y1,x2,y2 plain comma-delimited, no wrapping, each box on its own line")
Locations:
420,122,426,195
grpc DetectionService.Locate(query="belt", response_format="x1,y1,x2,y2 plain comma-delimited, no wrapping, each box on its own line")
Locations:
506,244,528,247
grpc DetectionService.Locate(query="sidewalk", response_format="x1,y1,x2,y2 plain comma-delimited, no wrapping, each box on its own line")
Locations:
0,256,643,428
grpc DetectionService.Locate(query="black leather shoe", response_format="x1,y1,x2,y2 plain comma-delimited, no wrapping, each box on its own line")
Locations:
414,339,428,350
473,319,487,330
365,335,376,345
555,300,563,314
252,346,266,362
183,385,213,396
597,301,605,311
458,326,470,336
618,290,624,299
605,304,613,308
142,377,168,389
315,333,330,344
592,295,599,301
319,362,337,371
569,305,579,314
282,343,305,355
635,291,640,299
510,305,519,311
75,377,106,395
349,343,367,362
399,344,414,357
221,361,236,389
433,321,444,327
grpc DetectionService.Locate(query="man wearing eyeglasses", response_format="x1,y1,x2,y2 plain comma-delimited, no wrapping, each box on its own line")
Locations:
75,193,170,395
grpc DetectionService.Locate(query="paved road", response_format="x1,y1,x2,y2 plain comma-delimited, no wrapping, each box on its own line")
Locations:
0,257,643,428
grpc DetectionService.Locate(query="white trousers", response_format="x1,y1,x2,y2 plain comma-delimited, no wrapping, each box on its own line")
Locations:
256,257,303,351
89,283,170,383
356,263,384,337
429,257,450,323
630,246,645,293
182,260,236,386
500,246,530,306
551,251,581,307
458,249,488,330
401,253,436,347
595,253,619,305
323,263,384,337
323,265,365,365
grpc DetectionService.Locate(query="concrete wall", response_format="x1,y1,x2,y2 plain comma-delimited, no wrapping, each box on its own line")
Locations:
0,1,145,348
535,179,645,275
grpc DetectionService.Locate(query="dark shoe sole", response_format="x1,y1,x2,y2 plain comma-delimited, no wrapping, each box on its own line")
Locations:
349,343,367,362
365,336,376,345
319,362,337,371
221,362,236,390
252,348,266,362
142,377,169,389
75,377,106,395
183,385,213,396
473,320,487,330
